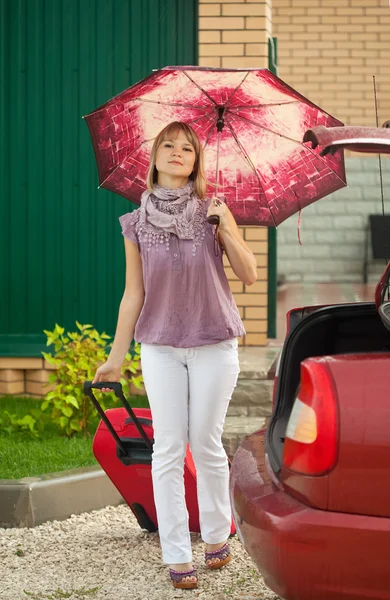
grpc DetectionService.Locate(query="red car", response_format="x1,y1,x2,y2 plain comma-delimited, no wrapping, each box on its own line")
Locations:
230,125,390,600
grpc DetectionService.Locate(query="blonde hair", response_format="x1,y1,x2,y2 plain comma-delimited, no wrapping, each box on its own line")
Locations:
146,122,207,199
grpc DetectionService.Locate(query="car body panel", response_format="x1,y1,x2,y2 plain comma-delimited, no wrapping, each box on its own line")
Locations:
231,430,390,600
326,354,390,517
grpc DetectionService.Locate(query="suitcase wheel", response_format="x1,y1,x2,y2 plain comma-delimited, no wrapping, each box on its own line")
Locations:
131,503,158,533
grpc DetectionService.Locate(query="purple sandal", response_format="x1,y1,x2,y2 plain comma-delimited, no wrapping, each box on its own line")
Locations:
169,568,198,589
205,542,231,570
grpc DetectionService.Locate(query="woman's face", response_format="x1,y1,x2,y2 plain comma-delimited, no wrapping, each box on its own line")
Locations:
155,129,196,186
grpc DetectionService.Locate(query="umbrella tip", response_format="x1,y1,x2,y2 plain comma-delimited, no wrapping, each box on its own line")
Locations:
81,116,85,119
97,186,100,189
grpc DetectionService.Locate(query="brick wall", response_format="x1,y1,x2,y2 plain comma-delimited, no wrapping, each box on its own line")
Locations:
199,0,272,346
273,0,390,282
273,0,390,128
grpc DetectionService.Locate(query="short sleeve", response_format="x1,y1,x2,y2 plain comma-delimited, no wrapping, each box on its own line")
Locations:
119,210,140,249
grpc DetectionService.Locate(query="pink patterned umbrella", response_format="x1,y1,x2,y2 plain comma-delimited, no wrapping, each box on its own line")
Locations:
84,66,346,226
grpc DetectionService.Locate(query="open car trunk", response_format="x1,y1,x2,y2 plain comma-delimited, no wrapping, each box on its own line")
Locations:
266,302,390,474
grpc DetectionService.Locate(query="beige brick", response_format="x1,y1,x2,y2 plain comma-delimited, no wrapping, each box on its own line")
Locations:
0,380,25,395
25,380,55,396
366,8,390,15
234,293,267,307
245,281,267,294
256,255,267,268
246,17,270,29
246,306,268,319
335,74,365,83
199,4,221,16
245,227,268,241
26,369,51,383
43,359,57,371
366,58,390,67
199,43,245,57
246,43,269,56
223,3,267,17
238,306,244,319
199,31,221,44
291,15,321,24
308,8,336,15
200,0,244,2
229,280,245,293
242,319,268,333
312,58,336,67
276,24,305,33
292,49,321,58
199,17,244,29
245,333,268,346
337,25,365,33
256,267,268,280
357,33,381,41
222,56,267,68
198,56,222,67
0,369,24,382
349,0,382,5
335,7,364,16
0,357,42,369
335,41,362,49
278,40,306,49
249,241,268,254
225,266,239,280
322,49,350,58
222,30,268,43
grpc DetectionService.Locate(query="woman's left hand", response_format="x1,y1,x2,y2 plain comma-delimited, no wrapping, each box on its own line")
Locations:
207,197,229,231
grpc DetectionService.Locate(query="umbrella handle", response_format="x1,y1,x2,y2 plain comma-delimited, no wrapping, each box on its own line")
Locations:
207,214,220,225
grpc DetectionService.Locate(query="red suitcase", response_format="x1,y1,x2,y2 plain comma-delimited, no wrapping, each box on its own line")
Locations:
84,381,236,535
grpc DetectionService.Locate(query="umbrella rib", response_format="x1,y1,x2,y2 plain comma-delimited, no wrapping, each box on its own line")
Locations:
183,112,216,126
182,70,218,107
225,72,250,107
232,114,346,184
99,140,147,187
133,97,212,111
228,100,300,110
203,124,215,152
231,112,303,145
224,119,278,228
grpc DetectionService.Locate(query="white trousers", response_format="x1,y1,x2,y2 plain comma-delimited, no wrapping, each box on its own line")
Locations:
140,339,240,564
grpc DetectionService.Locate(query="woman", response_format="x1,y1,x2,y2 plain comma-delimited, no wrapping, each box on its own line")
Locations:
93,121,257,590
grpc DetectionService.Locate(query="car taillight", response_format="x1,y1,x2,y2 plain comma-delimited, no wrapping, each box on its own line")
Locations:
282,359,339,476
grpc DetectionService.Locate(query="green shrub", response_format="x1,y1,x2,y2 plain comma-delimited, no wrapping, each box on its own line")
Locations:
0,322,143,439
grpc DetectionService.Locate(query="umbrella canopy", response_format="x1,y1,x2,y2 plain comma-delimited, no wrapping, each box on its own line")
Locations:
84,66,346,226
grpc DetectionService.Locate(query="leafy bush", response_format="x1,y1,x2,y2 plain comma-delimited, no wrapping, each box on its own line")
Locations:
0,409,43,438
0,322,143,439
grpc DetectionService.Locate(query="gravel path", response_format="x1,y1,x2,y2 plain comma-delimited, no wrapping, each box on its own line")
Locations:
0,505,281,600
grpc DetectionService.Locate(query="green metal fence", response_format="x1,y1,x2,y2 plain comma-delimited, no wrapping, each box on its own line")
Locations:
0,0,198,356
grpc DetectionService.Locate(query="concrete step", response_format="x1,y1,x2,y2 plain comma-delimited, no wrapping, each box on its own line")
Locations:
222,415,266,459
220,347,280,457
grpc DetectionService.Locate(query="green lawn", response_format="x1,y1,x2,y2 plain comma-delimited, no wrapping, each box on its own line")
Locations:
0,394,149,480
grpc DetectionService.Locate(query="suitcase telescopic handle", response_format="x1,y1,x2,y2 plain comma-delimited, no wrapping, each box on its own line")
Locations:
84,381,153,452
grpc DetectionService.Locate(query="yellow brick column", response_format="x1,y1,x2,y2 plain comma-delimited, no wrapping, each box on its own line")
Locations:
199,0,272,346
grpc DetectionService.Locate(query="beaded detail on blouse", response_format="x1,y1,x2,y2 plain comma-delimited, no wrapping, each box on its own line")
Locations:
121,197,208,256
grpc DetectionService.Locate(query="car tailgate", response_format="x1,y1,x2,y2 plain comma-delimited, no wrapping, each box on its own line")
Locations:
327,354,390,518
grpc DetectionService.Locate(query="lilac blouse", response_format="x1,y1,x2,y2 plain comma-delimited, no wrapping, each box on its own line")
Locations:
119,199,246,348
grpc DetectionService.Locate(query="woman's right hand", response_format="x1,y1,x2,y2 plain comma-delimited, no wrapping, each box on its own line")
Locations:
92,361,122,392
